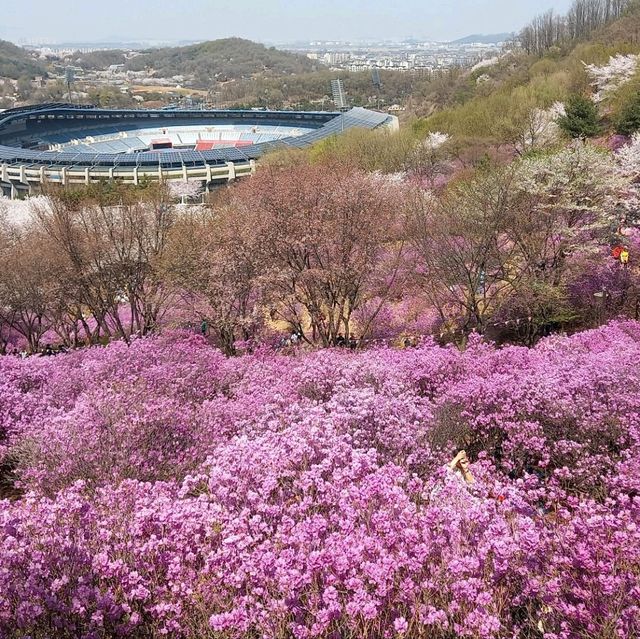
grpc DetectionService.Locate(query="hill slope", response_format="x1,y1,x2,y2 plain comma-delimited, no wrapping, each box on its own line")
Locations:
449,32,512,44
0,40,46,79
70,49,128,70
416,0,640,143
124,37,316,83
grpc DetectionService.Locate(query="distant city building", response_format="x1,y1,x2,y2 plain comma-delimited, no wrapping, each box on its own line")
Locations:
286,38,503,74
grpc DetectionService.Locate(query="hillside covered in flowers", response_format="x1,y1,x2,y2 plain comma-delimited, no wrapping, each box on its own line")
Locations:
1,322,640,638
4,2,640,638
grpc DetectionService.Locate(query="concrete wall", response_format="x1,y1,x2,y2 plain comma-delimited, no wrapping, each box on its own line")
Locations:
0,159,256,199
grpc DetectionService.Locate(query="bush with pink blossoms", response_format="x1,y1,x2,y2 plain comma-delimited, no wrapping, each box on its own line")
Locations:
1,323,640,638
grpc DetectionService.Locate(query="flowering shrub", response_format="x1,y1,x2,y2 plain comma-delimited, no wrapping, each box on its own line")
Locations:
0,194,51,226
1,323,640,638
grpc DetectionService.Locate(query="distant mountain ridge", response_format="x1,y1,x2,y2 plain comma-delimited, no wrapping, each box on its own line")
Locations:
449,33,512,44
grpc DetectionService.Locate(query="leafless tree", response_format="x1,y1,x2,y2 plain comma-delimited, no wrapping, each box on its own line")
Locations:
231,165,408,347
32,187,177,344
519,0,632,55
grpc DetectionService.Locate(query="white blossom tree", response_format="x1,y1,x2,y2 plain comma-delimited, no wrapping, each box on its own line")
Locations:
411,132,454,188
585,54,640,103
471,56,500,72
517,102,566,153
0,195,51,227
615,132,640,177
614,132,640,213
168,179,204,204
515,141,630,229
422,131,451,151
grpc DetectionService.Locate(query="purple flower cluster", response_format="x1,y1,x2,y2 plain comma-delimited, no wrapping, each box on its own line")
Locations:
1,323,639,638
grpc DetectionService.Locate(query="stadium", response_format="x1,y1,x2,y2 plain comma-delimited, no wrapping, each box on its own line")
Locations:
0,103,398,198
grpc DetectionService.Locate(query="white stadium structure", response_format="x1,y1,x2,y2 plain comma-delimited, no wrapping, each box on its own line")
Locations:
0,104,398,198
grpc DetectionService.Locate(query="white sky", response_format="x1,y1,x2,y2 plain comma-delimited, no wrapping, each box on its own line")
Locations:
1,0,575,44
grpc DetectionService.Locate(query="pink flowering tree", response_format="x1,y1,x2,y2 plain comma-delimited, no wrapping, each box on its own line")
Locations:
408,131,456,188
229,164,409,346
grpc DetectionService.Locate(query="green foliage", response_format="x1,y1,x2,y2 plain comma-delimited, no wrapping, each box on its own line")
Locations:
218,67,453,115
45,179,165,209
307,128,416,173
0,40,46,80
557,94,601,138
70,50,127,70
16,77,32,99
616,89,640,134
529,58,560,77
419,15,640,150
415,76,567,144
610,68,640,134
86,86,134,108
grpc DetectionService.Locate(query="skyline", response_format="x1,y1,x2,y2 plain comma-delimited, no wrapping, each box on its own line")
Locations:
2,0,575,46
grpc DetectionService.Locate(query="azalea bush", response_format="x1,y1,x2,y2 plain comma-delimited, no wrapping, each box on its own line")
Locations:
1,322,640,638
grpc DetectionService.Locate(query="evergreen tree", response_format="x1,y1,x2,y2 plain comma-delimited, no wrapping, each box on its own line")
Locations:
616,92,640,136
558,94,601,138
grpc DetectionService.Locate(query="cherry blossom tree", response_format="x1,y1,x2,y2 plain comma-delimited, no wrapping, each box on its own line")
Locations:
0,221,57,352
585,53,640,103
409,131,455,188
615,131,640,177
406,170,524,338
422,131,450,150
0,195,51,226
168,179,204,204
408,143,634,344
32,188,178,343
517,102,566,153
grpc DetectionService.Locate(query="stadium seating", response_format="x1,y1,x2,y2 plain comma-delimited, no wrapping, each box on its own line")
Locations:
0,106,396,174
49,122,313,154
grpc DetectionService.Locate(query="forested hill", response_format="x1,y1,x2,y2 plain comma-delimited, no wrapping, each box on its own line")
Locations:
415,0,640,144
124,38,316,82
0,40,46,79
449,33,512,44
70,49,128,70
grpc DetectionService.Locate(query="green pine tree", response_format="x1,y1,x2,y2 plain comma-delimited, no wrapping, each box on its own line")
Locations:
616,92,640,136
558,94,601,139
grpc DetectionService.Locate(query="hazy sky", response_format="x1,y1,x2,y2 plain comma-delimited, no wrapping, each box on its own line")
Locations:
2,0,575,44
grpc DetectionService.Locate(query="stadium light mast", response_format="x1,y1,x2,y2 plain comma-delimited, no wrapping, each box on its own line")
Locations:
64,67,75,104
331,79,348,111
371,69,382,90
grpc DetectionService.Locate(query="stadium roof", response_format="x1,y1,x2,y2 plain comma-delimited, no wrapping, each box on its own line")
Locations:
0,104,396,171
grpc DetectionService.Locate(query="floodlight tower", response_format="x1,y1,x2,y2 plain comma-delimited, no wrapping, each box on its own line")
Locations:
330,79,348,111
371,68,382,89
64,67,75,104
